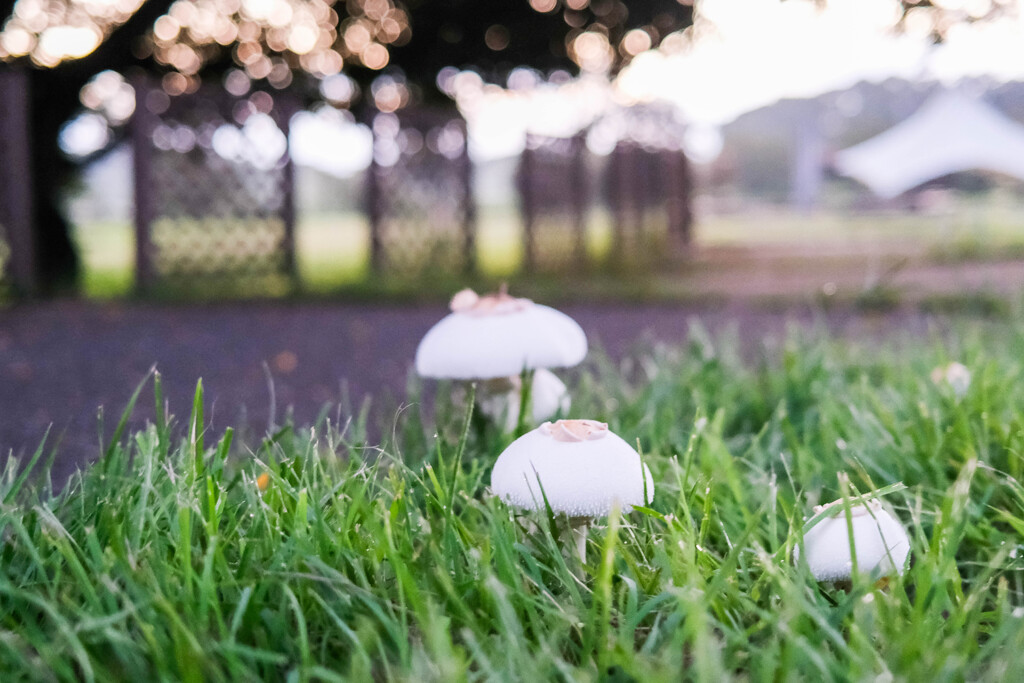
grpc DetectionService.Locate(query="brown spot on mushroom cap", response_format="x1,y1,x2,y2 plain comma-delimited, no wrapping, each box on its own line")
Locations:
449,287,533,316
812,498,881,518
449,288,479,311
539,419,608,442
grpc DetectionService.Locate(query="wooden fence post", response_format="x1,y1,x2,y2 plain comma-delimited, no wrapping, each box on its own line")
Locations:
131,75,157,292
0,68,38,295
460,120,476,275
519,137,537,272
610,144,629,258
665,149,694,255
366,135,384,273
277,96,298,282
570,133,587,266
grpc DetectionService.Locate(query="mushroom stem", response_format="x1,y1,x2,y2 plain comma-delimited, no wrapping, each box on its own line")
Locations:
570,518,590,563
514,367,535,437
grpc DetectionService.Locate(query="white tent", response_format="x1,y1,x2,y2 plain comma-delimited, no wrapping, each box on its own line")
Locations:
834,91,1024,198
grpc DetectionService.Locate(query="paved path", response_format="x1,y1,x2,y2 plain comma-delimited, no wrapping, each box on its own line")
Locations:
1,300,941,483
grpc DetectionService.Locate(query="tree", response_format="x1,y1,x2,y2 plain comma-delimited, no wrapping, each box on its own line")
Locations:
16,1,179,291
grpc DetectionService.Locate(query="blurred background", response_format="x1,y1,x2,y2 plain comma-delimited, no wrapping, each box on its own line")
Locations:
4,0,1024,473
3,0,1024,304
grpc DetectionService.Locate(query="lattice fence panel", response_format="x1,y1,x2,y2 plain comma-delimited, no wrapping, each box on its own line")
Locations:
367,110,474,276
601,105,694,267
606,143,693,266
517,133,589,272
133,79,297,295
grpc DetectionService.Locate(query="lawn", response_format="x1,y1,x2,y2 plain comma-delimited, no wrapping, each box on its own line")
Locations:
3,320,1024,680
71,203,1024,300
70,207,615,299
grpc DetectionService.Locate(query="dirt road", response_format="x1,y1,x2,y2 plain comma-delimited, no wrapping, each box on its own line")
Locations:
1,299,954,483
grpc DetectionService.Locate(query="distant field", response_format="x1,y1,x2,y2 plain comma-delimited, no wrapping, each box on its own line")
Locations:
73,207,598,298
71,202,1024,299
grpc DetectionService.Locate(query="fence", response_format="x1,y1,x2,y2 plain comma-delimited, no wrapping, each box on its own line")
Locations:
517,133,588,271
366,108,475,276
131,77,299,294
516,130,694,271
606,141,694,264
1,75,694,298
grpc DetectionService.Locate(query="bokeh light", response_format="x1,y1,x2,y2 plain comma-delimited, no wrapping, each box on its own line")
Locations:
0,0,409,86
0,0,146,65
144,0,407,82
79,69,135,124
484,25,510,52
529,0,558,14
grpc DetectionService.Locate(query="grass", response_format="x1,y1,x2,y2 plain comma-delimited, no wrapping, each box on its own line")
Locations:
4,322,1024,680
919,291,1013,318
70,205,1024,305
927,238,1024,265
70,208,620,300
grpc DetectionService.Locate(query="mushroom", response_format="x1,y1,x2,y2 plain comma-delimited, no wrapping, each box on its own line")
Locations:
415,287,587,429
490,419,654,561
798,498,910,583
476,369,571,432
931,361,971,399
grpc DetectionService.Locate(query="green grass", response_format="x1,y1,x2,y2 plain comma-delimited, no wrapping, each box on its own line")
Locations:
71,206,1024,303
70,208,616,299
927,238,1024,265
4,322,1024,680
73,220,134,299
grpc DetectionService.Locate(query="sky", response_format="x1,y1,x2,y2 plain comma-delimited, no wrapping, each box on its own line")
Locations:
58,0,1024,175
453,0,1024,164
616,0,1024,124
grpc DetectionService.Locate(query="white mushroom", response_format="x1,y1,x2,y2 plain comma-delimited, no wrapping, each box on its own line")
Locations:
798,498,910,583
491,419,654,560
416,287,587,379
930,361,971,399
476,369,571,432
415,287,587,430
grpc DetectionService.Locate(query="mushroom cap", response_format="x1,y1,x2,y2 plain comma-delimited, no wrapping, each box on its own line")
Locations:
490,419,654,518
798,500,910,582
415,290,587,380
931,361,971,398
477,369,571,431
